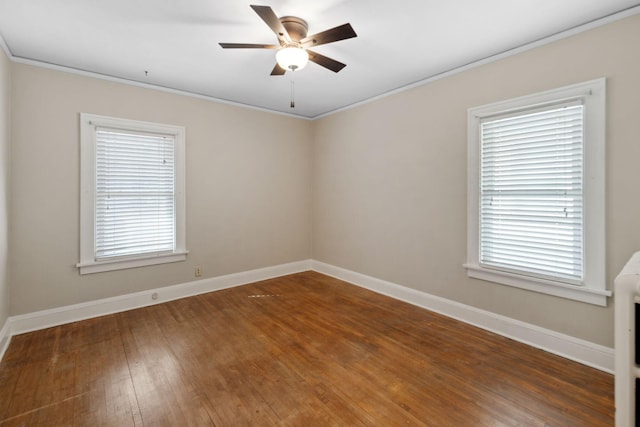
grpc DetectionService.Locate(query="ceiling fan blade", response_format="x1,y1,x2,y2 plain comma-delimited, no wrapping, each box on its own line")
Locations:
270,63,287,76
219,43,280,49
250,5,291,43
300,23,357,48
307,50,347,73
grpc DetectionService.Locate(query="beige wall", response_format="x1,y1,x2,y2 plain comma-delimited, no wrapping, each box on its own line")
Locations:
9,64,313,314
6,13,640,349
0,47,9,327
313,14,640,347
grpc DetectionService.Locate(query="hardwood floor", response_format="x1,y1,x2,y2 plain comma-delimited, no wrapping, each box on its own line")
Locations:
0,271,613,426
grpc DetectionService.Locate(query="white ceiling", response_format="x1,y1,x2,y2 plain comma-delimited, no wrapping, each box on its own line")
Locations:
0,0,638,118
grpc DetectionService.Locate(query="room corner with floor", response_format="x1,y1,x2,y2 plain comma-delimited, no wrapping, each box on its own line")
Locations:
1,2,640,426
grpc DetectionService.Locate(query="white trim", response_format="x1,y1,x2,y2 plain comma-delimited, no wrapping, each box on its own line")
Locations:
78,113,188,275
466,78,608,305
311,260,614,373
8,260,311,336
77,252,189,274
465,264,611,306
314,5,640,120
1,7,638,120
1,259,614,373
0,318,10,361
0,33,11,60
7,56,310,121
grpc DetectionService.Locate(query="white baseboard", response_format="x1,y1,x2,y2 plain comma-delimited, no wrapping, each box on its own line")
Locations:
2,258,614,373
8,260,312,336
0,318,10,361
311,261,614,373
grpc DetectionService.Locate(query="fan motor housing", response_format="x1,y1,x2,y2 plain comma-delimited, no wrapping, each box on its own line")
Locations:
279,16,308,41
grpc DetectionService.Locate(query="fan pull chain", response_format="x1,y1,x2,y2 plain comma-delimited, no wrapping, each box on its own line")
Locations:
290,80,295,108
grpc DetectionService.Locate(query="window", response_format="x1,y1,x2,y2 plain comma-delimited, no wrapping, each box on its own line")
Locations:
466,79,609,305
78,114,187,274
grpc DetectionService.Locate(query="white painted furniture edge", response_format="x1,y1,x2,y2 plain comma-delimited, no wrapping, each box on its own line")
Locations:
614,251,640,427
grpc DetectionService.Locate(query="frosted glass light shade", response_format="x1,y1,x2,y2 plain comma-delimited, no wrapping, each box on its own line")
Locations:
276,47,309,71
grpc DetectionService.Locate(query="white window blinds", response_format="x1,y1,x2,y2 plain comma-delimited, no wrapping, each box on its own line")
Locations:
479,102,584,283
95,128,176,260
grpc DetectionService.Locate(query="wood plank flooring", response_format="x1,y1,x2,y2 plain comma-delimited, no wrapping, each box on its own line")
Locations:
0,271,614,426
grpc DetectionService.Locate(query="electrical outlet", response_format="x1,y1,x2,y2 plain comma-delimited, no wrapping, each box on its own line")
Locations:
195,266,202,277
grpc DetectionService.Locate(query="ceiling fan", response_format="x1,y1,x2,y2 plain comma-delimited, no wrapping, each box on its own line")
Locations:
219,5,357,75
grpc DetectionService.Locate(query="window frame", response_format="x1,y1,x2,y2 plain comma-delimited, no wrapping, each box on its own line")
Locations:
78,113,187,274
465,79,610,306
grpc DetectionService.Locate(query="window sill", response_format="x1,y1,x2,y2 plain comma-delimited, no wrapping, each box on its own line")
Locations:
464,263,611,306
77,251,188,275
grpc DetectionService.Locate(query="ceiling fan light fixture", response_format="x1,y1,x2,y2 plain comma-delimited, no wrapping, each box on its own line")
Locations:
276,46,309,71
